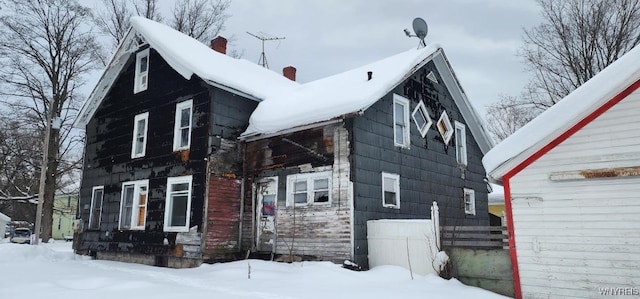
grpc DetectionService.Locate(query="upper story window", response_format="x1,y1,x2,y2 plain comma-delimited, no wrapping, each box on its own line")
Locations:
412,100,432,137
134,49,149,93
118,180,149,230
173,99,193,151
88,186,104,230
382,172,400,209
164,175,193,232
286,171,331,207
464,188,476,215
437,111,453,145
455,121,467,166
131,112,149,158
393,94,410,148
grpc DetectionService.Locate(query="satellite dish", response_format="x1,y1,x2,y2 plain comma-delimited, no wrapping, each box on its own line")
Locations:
412,17,428,47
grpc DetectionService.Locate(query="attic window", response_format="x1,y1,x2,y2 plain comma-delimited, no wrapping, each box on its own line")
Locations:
412,100,432,137
134,48,149,93
426,71,438,84
437,111,453,144
393,94,410,148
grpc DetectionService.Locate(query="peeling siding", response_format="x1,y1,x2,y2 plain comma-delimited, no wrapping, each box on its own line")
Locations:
204,176,241,257
509,92,640,298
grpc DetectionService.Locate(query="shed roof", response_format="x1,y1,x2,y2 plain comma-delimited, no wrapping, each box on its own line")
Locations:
483,44,640,182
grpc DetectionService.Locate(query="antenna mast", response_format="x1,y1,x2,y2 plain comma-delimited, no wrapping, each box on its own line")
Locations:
247,31,285,69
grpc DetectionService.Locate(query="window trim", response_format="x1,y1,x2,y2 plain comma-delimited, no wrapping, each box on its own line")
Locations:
464,188,476,215
173,99,193,151
286,171,332,207
455,121,467,166
393,94,410,148
131,112,149,158
88,186,104,230
437,111,454,145
412,100,432,137
382,172,400,209
118,180,149,230
134,48,149,93
164,175,193,232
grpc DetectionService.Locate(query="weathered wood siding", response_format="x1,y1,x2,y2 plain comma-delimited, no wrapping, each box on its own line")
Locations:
77,48,209,256
242,123,352,262
351,61,489,267
509,92,640,298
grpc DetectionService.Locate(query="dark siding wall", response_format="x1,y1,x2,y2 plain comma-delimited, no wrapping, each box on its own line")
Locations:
78,48,209,255
351,61,489,266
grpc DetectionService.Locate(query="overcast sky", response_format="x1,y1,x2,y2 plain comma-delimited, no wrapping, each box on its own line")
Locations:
216,0,543,118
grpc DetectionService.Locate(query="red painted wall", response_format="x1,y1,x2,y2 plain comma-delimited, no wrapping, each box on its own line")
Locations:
204,176,241,257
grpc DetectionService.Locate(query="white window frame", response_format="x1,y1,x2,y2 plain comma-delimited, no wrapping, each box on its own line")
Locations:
437,111,454,145
131,112,149,158
118,180,149,230
455,121,467,166
393,94,410,148
164,175,193,232
286,171,332,207
464,188,476,215
173,99,193,151
382,172,400,209
412,100,432,137
88,186,104,230
134,48,149,93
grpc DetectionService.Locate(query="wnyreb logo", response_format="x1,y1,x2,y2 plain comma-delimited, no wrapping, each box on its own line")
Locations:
599,287,640,296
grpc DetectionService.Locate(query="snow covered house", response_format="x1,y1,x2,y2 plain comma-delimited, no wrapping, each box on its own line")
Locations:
240,44,494,267
483,44,640,298
73,17,298,267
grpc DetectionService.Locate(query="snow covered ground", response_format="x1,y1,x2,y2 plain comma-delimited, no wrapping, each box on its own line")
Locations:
0,240,508,299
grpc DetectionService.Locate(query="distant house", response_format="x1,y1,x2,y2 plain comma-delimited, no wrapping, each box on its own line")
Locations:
52,194,77,241
483,44,640,299
73,17,297,267
240,45,494,267
0,212,10,237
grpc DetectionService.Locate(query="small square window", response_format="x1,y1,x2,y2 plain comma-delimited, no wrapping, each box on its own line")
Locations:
412,101,432,137
382,172,400,209
134,49,149,93
393,94,410,148
286,172,332,207
437,111,453,144
464,188,476,215
455,121,467,166
173,100,193,151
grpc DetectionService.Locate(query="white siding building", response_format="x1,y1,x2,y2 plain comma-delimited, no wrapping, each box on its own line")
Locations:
483,44,640,299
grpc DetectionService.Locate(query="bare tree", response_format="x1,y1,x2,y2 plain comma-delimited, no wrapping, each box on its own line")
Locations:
94,0,132,49
171,0,231,43
485,96,539,142
0,0,101,242
486,0,640,140
133,0,163,23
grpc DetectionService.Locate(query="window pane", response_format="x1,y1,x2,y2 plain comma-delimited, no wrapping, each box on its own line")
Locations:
261,194,276,216
294,193,307,204
395,125,404,144
314,179,328,190
414,109,426,129
314,191,329,203
294,181,307,192
180,108,191,127
180,128,189,147
383,177,395,192
394,103,405,124
137,119,146,135
135,138,144,154
173,183,189,192
140,56,148,72
170,194,188,227
384,191,396,206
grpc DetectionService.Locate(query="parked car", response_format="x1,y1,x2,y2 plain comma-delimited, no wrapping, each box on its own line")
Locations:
10,228,31,244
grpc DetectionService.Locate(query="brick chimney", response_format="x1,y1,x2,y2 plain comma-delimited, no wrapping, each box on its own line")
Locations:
210,36,227,54
283,66,296,81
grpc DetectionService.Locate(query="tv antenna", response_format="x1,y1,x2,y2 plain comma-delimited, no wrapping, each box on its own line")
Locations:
404,17,428,48
247,31,285,69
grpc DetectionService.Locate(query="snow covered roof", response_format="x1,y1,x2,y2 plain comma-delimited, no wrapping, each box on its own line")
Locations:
482,44,640,182
74,17,297,128
0,212,10,222
241,45,494,154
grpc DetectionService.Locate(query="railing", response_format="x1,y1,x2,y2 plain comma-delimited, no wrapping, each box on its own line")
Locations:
440,226,508,249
